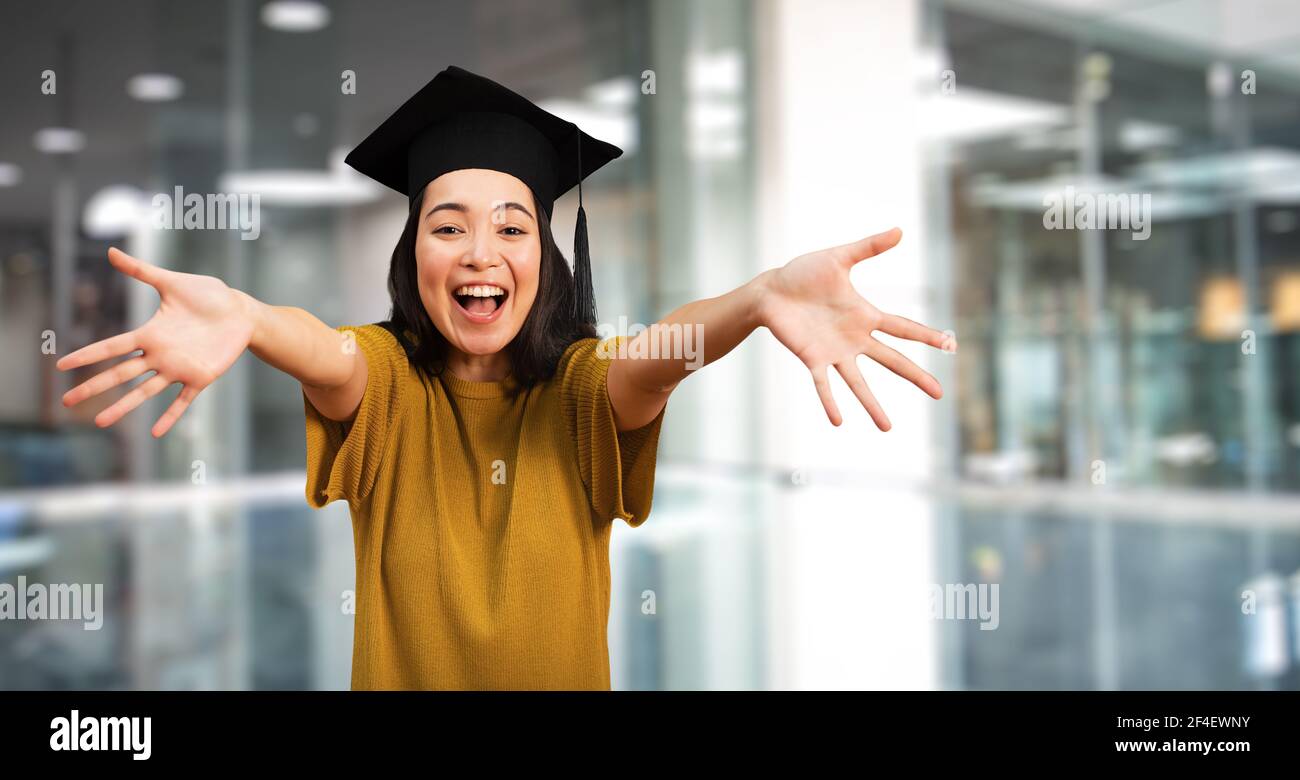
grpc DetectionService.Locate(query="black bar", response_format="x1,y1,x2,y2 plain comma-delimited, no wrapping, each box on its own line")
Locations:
0,691,1292,766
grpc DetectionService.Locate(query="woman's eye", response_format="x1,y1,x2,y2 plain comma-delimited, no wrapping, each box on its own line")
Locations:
434,225,462,235
501,226,524,236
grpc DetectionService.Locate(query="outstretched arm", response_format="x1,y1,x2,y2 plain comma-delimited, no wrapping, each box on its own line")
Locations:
606,227,953,432
58,247,367,436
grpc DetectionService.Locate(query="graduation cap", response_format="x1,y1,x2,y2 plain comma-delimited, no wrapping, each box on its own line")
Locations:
344,65,623,325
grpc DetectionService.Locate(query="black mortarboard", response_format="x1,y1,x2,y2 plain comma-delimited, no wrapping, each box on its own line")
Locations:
344,65,623,325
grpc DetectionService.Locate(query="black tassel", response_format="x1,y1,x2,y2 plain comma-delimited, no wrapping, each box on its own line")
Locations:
571,132,597,325
572,204,597,325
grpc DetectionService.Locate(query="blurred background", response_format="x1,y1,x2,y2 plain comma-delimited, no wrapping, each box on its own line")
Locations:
2,0,1299,690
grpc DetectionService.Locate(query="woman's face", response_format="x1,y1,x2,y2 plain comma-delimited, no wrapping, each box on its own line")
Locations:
415,168,541,360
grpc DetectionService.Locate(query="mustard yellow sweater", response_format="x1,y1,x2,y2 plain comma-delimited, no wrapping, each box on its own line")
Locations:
303,324,666,690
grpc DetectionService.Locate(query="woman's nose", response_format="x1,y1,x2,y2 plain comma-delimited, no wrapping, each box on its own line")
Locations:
462,244,501,269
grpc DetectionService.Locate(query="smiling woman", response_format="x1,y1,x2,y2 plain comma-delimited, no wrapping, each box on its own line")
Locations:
385,171,595,390
55,66,949,689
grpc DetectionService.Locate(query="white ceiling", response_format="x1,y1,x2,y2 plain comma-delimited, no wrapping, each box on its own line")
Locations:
1020,0,1300,71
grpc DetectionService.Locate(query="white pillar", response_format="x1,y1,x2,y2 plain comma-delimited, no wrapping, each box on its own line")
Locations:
755,0,939,689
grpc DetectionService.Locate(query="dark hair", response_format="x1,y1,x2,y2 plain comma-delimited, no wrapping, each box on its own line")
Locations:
384,187,597,392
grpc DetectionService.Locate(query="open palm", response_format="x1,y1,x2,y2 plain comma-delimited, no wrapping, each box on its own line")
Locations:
763,227,953,430
58,248,254,437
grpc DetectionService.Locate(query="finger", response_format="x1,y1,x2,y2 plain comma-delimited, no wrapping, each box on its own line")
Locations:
108,247,168,290
837,227,902,268
864,339,943,399
810,365,843,427
94,373,171,428
62,356,150,407
835,361,891,431
878,313,950,350
57,332,140,371
152,385,199,438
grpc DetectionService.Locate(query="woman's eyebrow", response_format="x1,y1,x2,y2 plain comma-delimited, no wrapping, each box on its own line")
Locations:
495,201,535,222
425,202,467,220
424,201,535,222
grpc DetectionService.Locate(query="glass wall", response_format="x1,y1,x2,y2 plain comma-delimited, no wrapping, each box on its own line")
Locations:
931,0,1300,689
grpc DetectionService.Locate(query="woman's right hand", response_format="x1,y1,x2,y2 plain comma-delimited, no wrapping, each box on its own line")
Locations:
58,247,256,437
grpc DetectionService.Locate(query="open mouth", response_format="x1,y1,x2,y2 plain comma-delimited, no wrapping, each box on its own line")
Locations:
453,284,509,319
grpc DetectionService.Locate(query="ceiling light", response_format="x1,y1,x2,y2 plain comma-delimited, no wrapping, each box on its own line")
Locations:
0,162,20,187
127,73,184,102
585,77,638,109
83,186,148,238
34,127,86,154
261,0,330,32
217,148,381,206
922,88,1067,142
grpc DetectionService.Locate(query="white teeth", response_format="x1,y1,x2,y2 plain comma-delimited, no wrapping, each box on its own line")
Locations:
455,285,505,297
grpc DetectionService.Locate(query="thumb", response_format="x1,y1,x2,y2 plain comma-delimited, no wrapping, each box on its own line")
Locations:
837,227,902,268
108,247,168,290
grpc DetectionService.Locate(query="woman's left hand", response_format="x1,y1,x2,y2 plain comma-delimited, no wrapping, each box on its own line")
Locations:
757,227,954,430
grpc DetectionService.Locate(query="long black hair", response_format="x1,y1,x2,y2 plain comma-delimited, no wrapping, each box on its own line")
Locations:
384,187,597,391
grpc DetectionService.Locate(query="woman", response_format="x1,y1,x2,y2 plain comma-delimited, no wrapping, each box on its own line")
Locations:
57,67,951,689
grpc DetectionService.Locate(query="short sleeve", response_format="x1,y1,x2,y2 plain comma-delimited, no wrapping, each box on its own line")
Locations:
303,323,409,508
558,336,667,527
